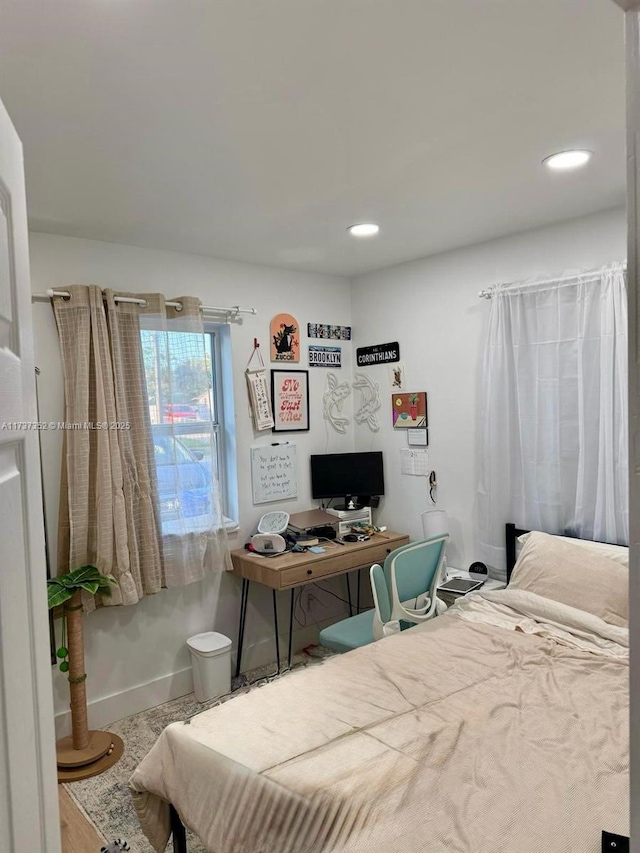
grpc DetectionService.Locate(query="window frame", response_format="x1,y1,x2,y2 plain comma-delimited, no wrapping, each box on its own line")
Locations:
141,320,238,532
205,321,238,529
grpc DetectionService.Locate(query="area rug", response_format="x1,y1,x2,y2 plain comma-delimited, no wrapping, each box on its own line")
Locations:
63,647,334,853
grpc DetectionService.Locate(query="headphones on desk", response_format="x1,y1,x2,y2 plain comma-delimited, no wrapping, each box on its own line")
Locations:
249,533,287,553
246,531,297,555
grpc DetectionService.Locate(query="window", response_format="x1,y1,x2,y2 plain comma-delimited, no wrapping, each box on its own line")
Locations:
140,322,237,535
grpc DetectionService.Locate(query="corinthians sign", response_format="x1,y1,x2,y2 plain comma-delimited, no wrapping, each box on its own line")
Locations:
356,341,400,366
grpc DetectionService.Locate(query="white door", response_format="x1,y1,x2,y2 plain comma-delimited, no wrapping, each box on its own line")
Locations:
616,2,640,849
0,98,61,850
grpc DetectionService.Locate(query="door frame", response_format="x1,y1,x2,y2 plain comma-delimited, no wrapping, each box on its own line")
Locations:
614,0,640,848
0,98,61,851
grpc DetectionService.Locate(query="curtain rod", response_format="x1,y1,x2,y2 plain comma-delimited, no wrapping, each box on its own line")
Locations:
478,262,627,299
31,289,257,317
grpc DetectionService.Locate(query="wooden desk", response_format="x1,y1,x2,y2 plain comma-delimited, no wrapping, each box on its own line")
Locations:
231,531,409,676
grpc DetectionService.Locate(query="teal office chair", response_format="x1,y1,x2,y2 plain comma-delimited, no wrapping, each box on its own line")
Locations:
318,534,449,654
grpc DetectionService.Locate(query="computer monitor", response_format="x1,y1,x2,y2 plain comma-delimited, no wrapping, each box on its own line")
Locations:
310,451,384,510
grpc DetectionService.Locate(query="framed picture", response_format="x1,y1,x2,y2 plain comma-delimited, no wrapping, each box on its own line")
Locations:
392,392,428,429
271,369,310,432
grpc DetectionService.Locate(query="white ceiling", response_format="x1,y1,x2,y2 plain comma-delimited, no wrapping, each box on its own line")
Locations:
0,0,626,277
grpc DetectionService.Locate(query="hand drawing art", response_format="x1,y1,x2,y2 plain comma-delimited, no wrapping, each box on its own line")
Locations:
323,372,351,434
353,372,381,431
390,362,406,390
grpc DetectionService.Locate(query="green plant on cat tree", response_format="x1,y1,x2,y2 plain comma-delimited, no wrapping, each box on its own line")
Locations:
48,566,125,781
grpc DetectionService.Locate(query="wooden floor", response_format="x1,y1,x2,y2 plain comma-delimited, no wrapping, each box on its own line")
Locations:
59,785,104,853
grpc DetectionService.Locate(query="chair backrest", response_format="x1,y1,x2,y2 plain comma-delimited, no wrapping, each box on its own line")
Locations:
370,535,448,640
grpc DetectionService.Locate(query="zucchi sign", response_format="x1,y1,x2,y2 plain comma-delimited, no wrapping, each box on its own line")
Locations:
356,342,400,366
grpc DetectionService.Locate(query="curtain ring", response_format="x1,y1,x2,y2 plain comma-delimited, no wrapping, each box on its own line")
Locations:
174,302,183,312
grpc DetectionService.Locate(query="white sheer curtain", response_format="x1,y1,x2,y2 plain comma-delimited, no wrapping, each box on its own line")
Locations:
477,263,628,578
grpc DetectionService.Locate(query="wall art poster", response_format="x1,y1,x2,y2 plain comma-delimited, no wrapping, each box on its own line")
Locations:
353,372,381,432
270,313,300,362
271,369,310,432
308,345,341,368
323,372,351,434
392,392,428,429
245,368,274,431
307,323,352,341
390,362,406,390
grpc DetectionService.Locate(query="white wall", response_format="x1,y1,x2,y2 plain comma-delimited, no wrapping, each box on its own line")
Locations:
350,206,627,571
32,207,627,730
29,232,355,732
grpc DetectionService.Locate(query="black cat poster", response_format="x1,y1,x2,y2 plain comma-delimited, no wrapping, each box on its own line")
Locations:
270,313,300,362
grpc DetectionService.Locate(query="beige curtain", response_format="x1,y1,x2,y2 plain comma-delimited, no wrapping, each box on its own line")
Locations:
54,285,230,609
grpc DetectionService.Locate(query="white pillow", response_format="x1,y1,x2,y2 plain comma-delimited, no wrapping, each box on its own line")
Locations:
552,535,628,567
511,531,628,627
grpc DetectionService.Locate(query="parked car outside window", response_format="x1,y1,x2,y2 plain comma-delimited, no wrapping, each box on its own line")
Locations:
163,403,198,423
153,431,214,534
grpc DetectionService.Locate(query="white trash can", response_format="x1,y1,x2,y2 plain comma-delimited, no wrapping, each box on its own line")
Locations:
187,632,232,703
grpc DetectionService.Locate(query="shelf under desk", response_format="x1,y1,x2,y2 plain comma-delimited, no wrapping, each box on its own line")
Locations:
230,531,410,675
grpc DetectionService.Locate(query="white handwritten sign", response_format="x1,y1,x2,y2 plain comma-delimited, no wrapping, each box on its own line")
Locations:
250,444,298,504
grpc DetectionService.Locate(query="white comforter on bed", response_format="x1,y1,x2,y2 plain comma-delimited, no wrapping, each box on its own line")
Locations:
129,589,628,853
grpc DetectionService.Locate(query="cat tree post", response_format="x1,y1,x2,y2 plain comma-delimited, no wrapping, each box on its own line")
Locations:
67,591,89,749
55,591,124,781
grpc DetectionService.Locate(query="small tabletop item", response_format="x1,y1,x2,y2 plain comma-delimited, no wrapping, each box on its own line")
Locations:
257,511,290,535
437,577,484,595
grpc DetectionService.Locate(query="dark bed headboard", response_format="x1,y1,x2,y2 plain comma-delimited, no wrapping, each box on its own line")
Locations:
505,522,530,583
505,523,625,584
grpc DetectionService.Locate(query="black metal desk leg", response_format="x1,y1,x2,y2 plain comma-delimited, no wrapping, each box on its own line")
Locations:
287,588,294,669
345,573,353,616
272,589,281,674
235,578,249,678
170,804,187,853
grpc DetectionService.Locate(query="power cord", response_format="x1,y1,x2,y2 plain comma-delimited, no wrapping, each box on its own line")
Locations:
429,470,437,504
294,587,308,627
311,581,352,607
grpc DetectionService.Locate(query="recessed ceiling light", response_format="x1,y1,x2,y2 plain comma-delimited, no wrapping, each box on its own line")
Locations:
347,223,380,237
542,150,592,171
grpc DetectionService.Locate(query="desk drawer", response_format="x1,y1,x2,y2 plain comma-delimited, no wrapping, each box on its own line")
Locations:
278,539,405,588
358,540,404,568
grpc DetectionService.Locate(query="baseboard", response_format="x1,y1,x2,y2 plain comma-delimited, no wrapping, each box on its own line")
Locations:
53,621,339,739
54,666,195,739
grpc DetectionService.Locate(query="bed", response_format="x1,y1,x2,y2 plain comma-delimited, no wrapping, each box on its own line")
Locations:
129,525,630,853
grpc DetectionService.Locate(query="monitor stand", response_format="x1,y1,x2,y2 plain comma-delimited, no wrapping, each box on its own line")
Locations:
325,504,373,526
